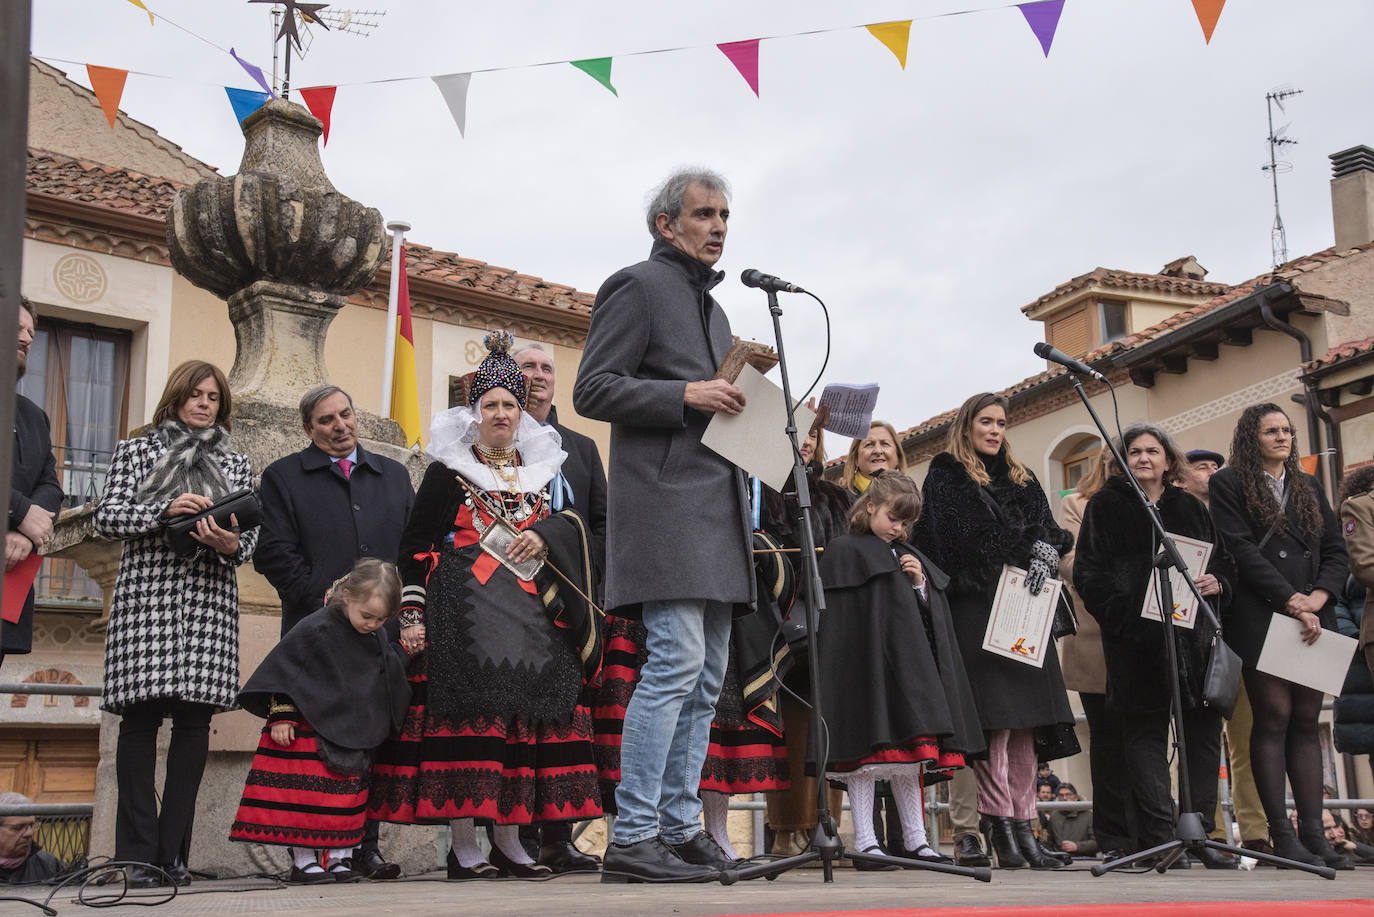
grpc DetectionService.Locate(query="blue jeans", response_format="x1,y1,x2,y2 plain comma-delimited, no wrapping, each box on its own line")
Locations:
613,599,732,845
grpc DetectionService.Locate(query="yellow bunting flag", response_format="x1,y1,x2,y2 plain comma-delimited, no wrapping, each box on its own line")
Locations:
1192,0,1226,44
866,20,912,70
390,246,422,448
87,65,128,127
127,0,154,26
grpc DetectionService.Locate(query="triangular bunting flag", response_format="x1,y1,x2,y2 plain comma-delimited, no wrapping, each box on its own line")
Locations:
86,65,128,128
717,40,760,97
229,47,274,98
432,73,472,137
126,0,154,25
1192,0,1226,44
865,21,912,70
1018,1,1065,58
570,58,618,96
225,87,272,124
299,86,337,145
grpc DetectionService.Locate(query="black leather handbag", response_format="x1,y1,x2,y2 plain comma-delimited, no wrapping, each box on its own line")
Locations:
164,488,263,557
1201,627,1243,718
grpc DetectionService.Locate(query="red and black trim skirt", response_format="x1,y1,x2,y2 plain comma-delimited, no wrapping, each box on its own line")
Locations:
588,614,644,812
367,667,602,825
827,736,965,777
701,720,789,794
230,719,368,849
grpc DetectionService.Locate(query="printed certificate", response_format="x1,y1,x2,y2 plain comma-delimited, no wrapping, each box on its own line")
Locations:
1256,613,1358,696
982,564,1061,668
1140,533,1213,631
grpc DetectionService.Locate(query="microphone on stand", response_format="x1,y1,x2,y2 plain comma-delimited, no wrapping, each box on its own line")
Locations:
741,269,807,294
1033,341,1109,383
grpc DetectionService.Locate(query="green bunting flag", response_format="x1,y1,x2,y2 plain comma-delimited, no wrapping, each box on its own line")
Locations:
570,58,618,96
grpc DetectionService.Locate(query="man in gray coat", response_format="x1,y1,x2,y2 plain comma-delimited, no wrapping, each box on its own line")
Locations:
573,168,754,883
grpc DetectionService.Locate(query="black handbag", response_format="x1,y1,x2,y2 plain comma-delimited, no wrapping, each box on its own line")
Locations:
164,488,263,557
1201,628,1242,718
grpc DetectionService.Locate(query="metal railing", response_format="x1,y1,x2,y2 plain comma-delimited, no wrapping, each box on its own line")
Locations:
31,445,113,609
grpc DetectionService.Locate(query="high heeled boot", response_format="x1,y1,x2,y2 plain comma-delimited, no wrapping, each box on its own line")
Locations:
1298,819,1354,870
1268,822,1323,867
1010,818,1065,869
1021,819,1072,866
984,816,1026,869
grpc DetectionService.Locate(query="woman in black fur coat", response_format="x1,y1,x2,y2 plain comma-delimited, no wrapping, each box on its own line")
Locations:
915,392,1075,870
1073,423,1236,866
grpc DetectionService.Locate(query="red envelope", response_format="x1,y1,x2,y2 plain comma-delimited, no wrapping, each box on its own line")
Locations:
2,552,43,624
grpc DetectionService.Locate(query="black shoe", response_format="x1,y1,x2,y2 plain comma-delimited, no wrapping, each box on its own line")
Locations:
489,845,554,878
286,864,333,885
1270,824,1324,868
1194,846,1239,870
353,849,402,880
600,837,719,883
126,865,165,889
1100,848,1129,863
162,860,192,886
900,843,953,864
671,831,741,870
446,847,500,880
327,862,360,882
852,844,900,871
953,833,991,868
1298,820,1355,870
1011,819,1063,869
987,816,1027,869
538,840,601,873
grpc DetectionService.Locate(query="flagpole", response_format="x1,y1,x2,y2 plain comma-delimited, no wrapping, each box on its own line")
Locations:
382,220,410,417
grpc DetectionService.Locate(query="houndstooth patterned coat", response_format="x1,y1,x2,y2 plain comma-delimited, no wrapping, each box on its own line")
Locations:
96,431,257,715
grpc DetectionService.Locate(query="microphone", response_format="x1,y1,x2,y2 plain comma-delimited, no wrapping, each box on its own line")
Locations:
740,269,806,294
1033,342,1109,383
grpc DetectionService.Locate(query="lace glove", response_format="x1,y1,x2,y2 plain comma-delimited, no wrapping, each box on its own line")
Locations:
1025,540,1060,595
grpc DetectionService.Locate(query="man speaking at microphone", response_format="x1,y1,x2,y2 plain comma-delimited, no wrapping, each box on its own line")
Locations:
574,169,755,883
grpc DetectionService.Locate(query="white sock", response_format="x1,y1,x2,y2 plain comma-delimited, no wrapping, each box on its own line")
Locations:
701,791,733,854
890,770,930,852
492,824,535,865
847,775,879,852
290,847,323,872
327,847,355,870
450,818,485,869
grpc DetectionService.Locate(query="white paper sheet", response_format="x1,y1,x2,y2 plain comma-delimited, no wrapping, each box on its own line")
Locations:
1140,533,1213,631
818,383,880,439
981,564,1062,668
702,364,817,491
1255,613,1359,696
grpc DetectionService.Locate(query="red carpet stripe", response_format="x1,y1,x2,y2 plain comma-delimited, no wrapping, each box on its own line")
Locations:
749,901,1374,917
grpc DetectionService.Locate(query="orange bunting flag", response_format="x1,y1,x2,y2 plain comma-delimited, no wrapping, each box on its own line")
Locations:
127,0,154,26
866,21,912,70
299,86,337,145
1192,0,1226,44
390,246,422,449
87,65,128,127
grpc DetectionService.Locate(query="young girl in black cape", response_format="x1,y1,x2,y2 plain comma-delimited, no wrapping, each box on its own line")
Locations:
230,559,413,883
815,472,984,863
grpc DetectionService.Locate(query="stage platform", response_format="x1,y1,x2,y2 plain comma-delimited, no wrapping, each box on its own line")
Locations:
16,862,1374,917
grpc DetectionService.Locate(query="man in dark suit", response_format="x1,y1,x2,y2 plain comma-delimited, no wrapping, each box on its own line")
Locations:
4,298,62,669
255,384,414,879
512,343,607,873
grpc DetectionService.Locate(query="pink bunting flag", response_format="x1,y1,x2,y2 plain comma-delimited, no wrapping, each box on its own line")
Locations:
717,40,760,97
229,47,275,98
1018,1,1065,58
299,86,337,145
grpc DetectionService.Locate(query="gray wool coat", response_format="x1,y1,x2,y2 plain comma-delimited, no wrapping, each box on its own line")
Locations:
573,240,755,617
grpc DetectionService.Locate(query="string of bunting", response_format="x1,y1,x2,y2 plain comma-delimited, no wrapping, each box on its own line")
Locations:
65,0,1229,138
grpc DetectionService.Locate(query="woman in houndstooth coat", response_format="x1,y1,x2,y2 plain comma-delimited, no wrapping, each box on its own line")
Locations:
95,361,257,885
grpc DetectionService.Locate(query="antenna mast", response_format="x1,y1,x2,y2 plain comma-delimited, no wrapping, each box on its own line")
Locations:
1263,88,1302,268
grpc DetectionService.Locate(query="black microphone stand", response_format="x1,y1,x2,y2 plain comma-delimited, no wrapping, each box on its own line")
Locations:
722,288,990,885
1059,372,1333,880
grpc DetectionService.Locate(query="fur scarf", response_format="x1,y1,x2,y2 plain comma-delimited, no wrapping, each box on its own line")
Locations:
134,420,232,504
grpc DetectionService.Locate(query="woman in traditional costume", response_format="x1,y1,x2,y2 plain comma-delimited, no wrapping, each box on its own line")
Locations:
230,559,412,882
368,331,602,879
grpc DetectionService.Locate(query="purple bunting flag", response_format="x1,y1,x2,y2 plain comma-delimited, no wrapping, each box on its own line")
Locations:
1018,0,1065,58
230,47,276,98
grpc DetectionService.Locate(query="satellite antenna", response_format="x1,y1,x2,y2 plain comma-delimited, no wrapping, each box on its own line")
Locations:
1263,87,1302,268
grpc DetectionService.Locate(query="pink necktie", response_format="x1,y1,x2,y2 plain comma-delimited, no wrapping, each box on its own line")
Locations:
337,458,353,480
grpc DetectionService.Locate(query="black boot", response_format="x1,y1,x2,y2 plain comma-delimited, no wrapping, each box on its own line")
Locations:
1298,819,1354,870
986,816,1026,869
1269,822,1323,868
1011,819,1065,869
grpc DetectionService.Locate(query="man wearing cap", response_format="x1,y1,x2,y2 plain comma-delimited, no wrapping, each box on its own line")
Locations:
1181,449,1225,509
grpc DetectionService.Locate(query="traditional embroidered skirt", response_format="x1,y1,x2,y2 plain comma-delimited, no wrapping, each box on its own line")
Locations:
825,738,964,783
230,719,368,849
701,646,789,794
587,614,645,812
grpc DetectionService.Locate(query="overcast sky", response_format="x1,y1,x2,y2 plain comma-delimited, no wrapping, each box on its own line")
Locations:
29,0,1374,441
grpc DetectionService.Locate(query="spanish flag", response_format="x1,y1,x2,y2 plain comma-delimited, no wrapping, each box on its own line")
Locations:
390,246,423,448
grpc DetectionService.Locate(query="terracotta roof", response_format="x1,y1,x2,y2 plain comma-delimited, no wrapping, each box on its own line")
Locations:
1019,266,1232,314
1304,335,1374,373
27,147,596,313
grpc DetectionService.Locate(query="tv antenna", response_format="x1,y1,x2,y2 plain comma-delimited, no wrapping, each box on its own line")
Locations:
254,2,386,98
1263,87,1302,268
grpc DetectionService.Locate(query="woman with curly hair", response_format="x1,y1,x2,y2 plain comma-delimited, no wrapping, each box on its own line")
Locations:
1208,403,1352,869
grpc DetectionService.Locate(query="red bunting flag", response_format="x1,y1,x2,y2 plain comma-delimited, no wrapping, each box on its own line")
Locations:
717,39,760,97
1192,0,1226,44
299,86,337,145
86,65,128,127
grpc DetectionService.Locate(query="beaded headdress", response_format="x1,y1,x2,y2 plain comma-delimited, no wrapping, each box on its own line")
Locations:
468,330,528,410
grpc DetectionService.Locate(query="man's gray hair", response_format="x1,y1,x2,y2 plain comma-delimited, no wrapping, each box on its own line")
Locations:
0,791,32,820
299,384,353,428
513,342,552,365
646,168,731,241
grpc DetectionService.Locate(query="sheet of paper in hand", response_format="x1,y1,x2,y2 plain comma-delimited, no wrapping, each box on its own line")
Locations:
1256,613,1358,696
1139,533,1213,631
817,383,880,440
982,564,1062,668
702,363,816,491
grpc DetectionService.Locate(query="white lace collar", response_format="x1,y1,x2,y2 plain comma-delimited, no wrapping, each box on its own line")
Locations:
426,405,566,494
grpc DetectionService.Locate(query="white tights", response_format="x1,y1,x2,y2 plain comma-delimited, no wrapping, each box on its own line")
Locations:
701,790,733,854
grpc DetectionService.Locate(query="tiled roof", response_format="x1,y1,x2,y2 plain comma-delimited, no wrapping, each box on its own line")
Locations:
1019,266,1232,314
1304,335,1374,373
27,147,596,313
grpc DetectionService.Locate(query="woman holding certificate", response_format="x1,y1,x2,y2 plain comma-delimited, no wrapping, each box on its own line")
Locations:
1208,403,1352,870
1072,423,1237,867
368,331,603,879
916,392,1075,870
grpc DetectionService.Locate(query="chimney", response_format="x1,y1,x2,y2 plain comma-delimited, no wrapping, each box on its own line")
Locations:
1331,145,1374,250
